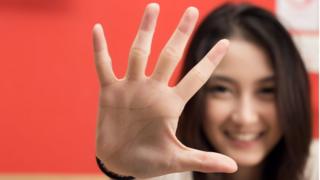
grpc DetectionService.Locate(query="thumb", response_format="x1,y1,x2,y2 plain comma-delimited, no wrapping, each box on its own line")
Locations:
176,147,238,173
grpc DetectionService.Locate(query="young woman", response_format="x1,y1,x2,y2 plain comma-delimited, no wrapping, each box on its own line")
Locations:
93,3,317,180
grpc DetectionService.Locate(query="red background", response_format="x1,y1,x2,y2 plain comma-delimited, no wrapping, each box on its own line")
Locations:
0,0,317,174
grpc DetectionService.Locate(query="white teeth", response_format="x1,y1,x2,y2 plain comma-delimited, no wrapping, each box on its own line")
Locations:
228,133,260,141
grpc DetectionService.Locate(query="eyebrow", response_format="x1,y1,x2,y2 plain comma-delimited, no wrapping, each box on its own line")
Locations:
209,75,236,84
257,76,275,83
208,75,275,84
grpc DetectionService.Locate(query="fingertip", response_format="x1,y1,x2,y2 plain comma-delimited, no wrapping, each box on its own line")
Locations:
223,156,238,173
93,23,102,32
219,39,230,48
186,6,199,18
178,6,199,35
147,2,160,12
207,153,238,174
140,3,160,31
92,23,107,52
93,23,104,40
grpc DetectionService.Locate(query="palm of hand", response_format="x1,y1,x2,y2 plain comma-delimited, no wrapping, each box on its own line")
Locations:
97,80,185,177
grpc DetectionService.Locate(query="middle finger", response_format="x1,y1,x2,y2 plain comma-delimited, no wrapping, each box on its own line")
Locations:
126,3,160,80
151,7,199,84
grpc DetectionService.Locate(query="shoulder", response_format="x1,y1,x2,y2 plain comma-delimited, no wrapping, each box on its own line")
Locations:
148,171,193,180
303,140,319,180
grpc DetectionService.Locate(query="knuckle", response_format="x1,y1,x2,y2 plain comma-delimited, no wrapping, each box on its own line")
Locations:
193,68,206,83
161,46,181,60
130,47,149,58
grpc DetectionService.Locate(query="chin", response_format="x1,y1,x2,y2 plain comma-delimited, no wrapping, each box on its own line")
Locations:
230,152,265,167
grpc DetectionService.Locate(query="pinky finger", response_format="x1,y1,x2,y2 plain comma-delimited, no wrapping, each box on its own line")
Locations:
92,24,117,87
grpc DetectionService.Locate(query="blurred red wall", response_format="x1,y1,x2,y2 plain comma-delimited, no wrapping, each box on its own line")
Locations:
0,0,317,174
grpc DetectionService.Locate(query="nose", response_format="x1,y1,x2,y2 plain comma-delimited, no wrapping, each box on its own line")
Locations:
231,94,259,124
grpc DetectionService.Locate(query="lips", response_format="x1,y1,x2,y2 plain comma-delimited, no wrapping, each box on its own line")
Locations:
224,131,265,142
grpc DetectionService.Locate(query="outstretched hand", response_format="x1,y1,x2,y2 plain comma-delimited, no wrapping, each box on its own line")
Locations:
93,3,237,178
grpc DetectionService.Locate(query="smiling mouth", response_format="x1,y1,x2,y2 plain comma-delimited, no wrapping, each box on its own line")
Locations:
224,131,265,142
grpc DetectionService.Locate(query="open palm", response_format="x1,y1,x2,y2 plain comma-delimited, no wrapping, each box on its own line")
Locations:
94,3,237,178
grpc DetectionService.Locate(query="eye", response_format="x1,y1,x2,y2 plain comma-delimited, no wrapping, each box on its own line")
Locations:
258,87,275,94
257,87,275,100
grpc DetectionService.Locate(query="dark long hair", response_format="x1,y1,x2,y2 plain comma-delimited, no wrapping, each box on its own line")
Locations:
176,3,312,180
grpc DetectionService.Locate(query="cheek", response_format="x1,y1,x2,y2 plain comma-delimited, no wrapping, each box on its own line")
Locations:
204,99,233,149
260,103,282,151
259,100,282,134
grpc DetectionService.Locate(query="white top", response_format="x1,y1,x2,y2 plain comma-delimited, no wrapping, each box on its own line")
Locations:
150,140,319,180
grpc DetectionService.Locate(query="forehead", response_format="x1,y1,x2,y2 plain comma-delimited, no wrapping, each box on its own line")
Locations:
211,38,274,82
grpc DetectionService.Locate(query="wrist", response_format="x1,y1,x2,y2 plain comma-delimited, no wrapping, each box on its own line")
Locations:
96,157,135,180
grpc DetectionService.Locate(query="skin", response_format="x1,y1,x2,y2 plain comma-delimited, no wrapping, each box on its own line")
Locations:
93,3,237,179
204,38,283,180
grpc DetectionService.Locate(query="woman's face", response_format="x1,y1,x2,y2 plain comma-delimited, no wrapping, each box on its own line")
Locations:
204,38,283,167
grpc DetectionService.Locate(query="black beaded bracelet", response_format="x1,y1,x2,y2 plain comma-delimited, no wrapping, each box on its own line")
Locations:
96,157,135,180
